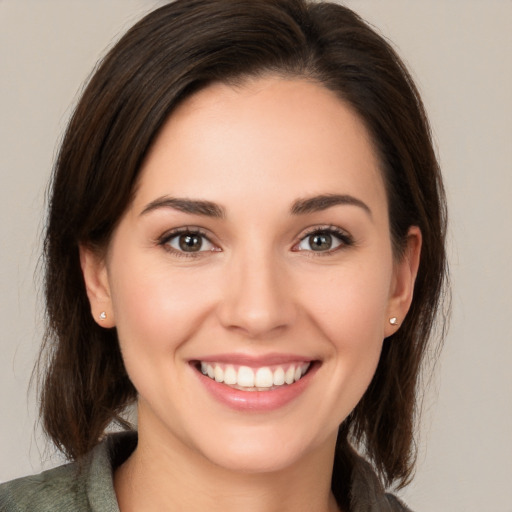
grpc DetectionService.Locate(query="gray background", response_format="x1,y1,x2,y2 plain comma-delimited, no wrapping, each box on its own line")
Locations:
1,1,511,511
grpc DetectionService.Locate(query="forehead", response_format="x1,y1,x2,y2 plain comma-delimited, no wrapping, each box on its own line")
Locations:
133,76,387,216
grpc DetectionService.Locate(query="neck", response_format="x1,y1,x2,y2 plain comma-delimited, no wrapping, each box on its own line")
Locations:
114,418,341,512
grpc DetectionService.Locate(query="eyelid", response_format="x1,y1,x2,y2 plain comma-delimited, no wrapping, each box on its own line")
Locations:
157,226,220,257
292,225,354,253
155,224,353,257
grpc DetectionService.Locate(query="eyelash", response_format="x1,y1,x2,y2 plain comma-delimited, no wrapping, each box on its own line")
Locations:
157,227,217,259
157,225,354,258
292,225,354,255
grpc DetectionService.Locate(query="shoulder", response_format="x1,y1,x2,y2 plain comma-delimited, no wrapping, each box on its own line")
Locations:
350,453,414,512
385,493,414,512
0,431,137,512
0,462,87,511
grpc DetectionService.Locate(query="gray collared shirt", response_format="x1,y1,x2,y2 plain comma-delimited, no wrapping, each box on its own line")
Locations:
0,432,412,512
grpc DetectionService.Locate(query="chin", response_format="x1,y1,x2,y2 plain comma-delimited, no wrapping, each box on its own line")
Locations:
206,447,302,474
191,426,332,475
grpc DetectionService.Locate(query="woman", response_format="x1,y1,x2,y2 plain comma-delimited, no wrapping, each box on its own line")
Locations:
0,0,448,511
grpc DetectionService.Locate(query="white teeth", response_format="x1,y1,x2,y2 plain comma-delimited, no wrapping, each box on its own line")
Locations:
199,362,311,390
214,365,223,382
224,365,237,385
273,367,285,386
255,367,273,388
237,366,255,387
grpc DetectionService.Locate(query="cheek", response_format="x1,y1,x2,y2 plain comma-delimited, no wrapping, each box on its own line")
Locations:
298,256,393,415
302,258,393,346
108,255,218,359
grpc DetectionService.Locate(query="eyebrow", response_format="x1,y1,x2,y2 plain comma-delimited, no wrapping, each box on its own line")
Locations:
140,193,371,219
291,194,372,217
140,196,225,218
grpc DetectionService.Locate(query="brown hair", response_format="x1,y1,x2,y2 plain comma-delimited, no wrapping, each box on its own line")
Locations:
40,0,448,502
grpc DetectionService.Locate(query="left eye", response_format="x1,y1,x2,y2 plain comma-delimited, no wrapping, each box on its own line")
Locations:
166,232,215,253
296,231,345,252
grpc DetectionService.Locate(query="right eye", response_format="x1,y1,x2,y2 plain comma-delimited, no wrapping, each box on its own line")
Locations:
160,229,218,257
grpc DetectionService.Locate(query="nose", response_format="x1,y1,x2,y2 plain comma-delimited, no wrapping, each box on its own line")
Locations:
216,246,297,339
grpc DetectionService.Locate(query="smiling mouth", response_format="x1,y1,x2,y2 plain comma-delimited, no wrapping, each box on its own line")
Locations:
195,361,312,391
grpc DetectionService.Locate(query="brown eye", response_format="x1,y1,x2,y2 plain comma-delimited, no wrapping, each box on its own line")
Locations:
295,228,351,253
309,233,333,251
178,233,203,252
164,230,216,254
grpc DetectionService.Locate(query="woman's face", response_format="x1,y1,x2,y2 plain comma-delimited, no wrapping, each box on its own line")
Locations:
82,77,419,473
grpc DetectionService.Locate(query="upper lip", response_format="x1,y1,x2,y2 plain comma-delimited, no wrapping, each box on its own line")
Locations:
190,353,315,367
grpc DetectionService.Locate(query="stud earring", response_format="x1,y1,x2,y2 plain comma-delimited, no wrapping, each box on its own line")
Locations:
389,317,399,326
99,311,107,321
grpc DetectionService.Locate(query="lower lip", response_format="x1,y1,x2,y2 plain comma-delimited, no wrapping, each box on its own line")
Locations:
193,364,318,412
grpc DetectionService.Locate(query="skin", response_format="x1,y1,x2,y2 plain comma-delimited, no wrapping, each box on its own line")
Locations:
81,76,421,512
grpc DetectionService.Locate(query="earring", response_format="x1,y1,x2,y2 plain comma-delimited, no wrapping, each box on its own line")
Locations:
389,317,399,326
99,311,107,321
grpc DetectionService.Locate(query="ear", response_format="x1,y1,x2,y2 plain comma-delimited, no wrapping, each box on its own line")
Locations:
79,244,116,328
384,226,422,337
